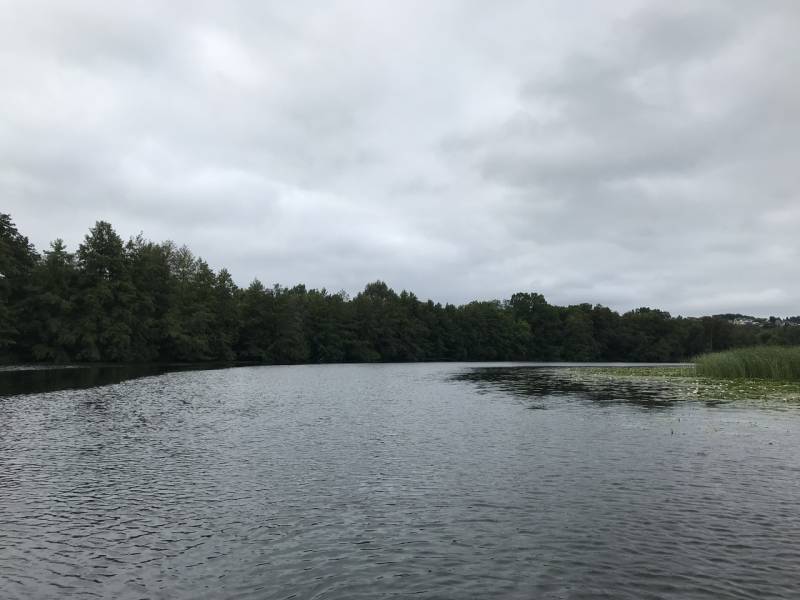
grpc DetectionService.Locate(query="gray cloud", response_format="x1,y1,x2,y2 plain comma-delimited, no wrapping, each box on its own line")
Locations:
2,0,799,316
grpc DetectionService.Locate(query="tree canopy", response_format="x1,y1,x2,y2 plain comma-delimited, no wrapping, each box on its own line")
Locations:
1,213,798,364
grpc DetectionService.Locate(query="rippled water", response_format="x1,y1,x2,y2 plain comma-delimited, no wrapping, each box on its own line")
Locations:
2,364,800,599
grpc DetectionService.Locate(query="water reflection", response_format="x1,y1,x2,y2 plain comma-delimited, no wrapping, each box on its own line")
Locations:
457,366,699,408
0,364,230,397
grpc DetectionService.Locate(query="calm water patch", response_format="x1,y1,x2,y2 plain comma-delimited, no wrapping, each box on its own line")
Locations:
1,363,799,599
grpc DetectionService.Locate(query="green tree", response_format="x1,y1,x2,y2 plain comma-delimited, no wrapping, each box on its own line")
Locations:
508,292,562,359
28,239,77,361
561,306,599,361
209,268,239,361
269,285,310,364
126,235,172,361
305,289,349,363
74,221,135,361
162,247,217,361
236,279,274,361
0,214,38,359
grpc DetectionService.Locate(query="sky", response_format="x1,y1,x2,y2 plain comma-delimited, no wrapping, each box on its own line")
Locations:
2,0,799,316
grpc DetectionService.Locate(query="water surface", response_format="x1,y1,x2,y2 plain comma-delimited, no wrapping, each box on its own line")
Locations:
1,364,799,599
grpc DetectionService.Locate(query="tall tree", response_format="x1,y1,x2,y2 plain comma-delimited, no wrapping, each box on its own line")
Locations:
74,221,135,361
236,279,274,362
126,235,173,361
209,268,239,361
163,247,217,361
0,214,39,359
28,239,77,361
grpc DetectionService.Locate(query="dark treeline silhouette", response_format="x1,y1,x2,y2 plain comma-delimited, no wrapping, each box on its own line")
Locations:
2,213,799,364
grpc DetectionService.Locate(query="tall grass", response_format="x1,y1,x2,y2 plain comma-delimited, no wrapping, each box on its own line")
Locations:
695,346,800,380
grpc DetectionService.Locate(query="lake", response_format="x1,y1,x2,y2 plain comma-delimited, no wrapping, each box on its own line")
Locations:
1,363,799,599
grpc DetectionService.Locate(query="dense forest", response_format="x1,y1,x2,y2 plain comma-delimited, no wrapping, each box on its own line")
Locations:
2,213,799,364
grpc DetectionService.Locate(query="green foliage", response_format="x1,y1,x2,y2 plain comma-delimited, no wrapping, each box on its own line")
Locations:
125,236,172,361
28,239,77,361
1,213,799,366
695,346,800,380
74,221,135,361
0,214,39,358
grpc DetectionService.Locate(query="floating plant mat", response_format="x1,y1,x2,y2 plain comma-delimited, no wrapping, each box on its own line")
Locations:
559,366,800,406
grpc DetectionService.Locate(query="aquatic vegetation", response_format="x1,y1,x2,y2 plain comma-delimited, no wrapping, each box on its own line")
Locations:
695,346,800,380
561,364,800,406
579,366,695,378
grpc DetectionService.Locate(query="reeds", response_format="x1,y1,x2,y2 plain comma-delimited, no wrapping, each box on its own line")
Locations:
695,346,800,380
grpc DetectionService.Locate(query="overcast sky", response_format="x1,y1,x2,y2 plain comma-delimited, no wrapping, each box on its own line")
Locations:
2,1,798,316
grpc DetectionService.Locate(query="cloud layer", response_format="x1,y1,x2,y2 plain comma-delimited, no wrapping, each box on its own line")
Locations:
2,0,798,315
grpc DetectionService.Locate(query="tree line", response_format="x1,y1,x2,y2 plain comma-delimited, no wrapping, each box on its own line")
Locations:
2,213,798,364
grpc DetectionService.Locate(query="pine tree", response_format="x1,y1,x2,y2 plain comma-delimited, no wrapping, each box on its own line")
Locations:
74,221,135,361
0,214,39,360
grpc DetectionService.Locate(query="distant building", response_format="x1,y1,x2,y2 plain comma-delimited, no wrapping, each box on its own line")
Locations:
730,316,800,328
732,318,759,326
